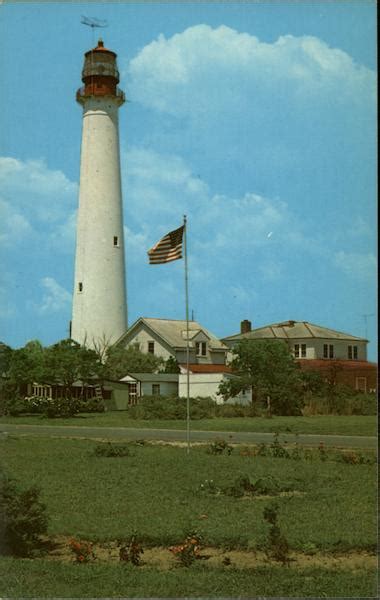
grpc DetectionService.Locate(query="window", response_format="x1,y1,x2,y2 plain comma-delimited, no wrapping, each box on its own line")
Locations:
113,236,119,247
294,344,300,358
148,341,155,354
301,344,307,358
78,282,83,292
152,384,160,396
353,346,358,360
196,341,207,356
128,383,138,405
323,344,328,358
348,345,353,359
355,377,367,393
329,345,334,359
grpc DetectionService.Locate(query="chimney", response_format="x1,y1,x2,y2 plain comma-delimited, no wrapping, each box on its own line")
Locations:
241,319,252,334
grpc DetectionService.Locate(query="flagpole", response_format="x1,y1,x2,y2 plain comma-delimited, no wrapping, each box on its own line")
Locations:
183,215,190,454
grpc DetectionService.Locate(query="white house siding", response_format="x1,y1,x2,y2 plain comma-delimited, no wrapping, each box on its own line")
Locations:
311,339,367,361
141,381,178,397
126,324,174,360
178,373,248,405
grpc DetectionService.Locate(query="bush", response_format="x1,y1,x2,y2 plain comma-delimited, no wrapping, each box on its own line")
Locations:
0,475,48,557
69,539,95,563
206,439,233,455
169,531,202,567
118,533,144,565
43,397,81,418
303,389,377,416
93,442,131,457
79,398,105,413
128,396,218,420
263,502,290,564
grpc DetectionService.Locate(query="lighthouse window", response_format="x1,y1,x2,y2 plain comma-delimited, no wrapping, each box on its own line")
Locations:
113,236,119,247
78,282,83,292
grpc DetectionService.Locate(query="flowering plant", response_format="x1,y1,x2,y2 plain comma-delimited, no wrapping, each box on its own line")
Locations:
118,533,144,565
169,532,202,566
69,538,95,563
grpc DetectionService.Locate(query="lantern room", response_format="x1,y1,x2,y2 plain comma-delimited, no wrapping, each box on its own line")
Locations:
76,39,125,103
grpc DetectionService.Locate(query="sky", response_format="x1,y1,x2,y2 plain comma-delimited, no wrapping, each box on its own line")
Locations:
0,1,377,359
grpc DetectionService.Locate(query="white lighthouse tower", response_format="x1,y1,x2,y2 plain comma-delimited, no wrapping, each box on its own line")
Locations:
71,40,127,347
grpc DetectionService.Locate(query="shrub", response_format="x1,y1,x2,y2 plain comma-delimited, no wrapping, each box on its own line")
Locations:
118,533,144,565
224,475,254,498
199,479,221,495
0,475,48,557
263,502,290,564
169,531,202,566
206,439,233,455
270,433,290,458
43,397,81,418
93,442,131,457
69,539,95,563
79,398,105,413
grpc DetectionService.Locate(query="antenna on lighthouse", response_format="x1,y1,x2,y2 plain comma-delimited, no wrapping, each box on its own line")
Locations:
81,16,108,45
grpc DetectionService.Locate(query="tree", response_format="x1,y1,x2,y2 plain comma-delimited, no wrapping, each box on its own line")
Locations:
218,339,304,416
41,339,102,398
105,343,163,380
7,341,45,395
161,356,180,374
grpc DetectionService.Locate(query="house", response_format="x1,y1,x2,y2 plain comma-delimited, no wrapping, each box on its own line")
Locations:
223,320,377,393
120,365,248,405
115,317,228,365
178,363,249,405
120,373,179,403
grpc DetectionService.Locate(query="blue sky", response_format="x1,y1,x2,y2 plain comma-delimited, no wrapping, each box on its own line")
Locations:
0,1,377,359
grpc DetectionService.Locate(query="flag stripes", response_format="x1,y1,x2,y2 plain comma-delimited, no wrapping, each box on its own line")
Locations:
148,225,184,264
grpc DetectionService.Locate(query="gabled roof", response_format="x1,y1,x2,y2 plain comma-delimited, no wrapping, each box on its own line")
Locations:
223,320,367,343
117,317,227,351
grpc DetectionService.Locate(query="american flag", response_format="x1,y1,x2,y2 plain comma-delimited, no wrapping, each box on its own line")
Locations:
147,225,184,264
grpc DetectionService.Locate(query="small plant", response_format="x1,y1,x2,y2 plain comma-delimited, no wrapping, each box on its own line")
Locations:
118,533,144,565
302,542,318,555
0,475,49,557
199,479,221,495
270,433,289,458
263,502,290,565
69,538,95,563
206,439,233,455
255,443,269,457
169,531,202,566
289,444,303,460
224,475,255,497
93,442,131,457
318,441,328,462
222,555,232,566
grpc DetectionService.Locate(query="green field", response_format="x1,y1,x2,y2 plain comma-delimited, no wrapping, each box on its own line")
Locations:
0,434,377,597
0,413,377,436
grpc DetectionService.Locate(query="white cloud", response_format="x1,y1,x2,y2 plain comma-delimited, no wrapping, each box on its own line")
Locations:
334,251,377,281
36,277,72,315
128,26,375,118
0,157,77,225
0,197,33,245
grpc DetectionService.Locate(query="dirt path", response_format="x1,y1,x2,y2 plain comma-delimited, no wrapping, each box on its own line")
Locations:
45,536,376,570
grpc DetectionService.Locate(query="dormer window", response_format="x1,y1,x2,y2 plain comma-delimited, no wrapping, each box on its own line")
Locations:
196,341,207,356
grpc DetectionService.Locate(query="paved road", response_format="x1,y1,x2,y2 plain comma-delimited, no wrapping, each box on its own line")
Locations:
0,423,376,448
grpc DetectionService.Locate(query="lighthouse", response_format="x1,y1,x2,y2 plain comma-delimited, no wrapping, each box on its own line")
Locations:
71,40,127,348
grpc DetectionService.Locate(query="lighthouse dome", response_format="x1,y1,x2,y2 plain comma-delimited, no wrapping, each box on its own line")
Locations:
82,39,120,83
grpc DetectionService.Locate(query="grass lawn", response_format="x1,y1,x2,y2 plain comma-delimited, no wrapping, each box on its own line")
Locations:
0,436,377,597
0,413,377,436
0,559,377,598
